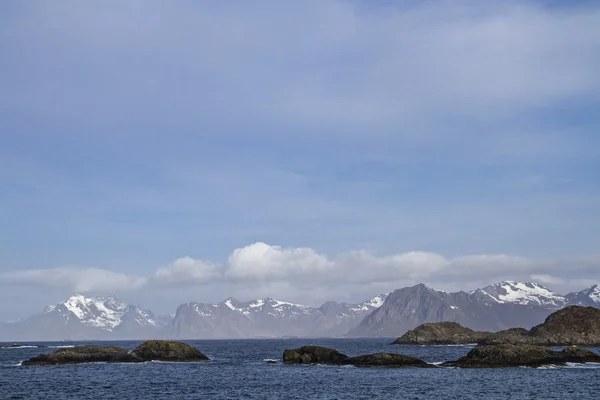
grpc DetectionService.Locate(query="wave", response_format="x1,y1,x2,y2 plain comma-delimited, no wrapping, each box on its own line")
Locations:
1,345,39,349
48,345,76,348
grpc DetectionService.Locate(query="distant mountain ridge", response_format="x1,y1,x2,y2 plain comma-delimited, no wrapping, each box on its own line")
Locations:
171,294,388,339
0,282,598,341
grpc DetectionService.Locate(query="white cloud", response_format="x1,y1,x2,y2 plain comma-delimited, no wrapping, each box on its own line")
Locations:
226,242,333,281
1,244,598,309
152,256,219,286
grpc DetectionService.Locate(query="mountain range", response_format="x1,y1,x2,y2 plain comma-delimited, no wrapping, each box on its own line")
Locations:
1,281,598,341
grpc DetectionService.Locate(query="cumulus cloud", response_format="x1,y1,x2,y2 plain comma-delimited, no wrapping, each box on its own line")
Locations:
226,242,333,281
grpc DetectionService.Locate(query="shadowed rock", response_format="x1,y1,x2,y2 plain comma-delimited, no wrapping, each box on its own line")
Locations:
392,322,489,345
479,328,530,345
282,345,434,368
22,346,133,366
22,340,209,366
283,346,349,364
344,353,436,368
525,306,600,346
441,343,600,368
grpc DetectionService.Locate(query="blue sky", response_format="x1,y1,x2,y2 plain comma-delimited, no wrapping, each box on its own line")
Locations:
1,0,599,318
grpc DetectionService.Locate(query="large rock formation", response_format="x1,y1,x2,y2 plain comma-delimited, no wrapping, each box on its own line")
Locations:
22,340,209,366
392,322,489,345
526,306,600,346
441,344,600,368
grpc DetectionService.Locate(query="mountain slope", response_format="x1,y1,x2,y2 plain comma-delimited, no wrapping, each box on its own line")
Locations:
565,285,600,307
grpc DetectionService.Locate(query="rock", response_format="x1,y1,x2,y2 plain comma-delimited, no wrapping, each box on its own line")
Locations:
22,346,133,366
392,322,489,345
441,343,600,368
128,340,209,362
22,340,209,366
282,346,433,368
526,306,600,346
266,360,277,364
479,306,600,346
479,328,530,345
344,353,436,368
282,346,348,364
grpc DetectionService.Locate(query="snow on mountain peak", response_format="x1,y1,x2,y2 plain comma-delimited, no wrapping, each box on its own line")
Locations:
482,281,565,307
365,294,388,309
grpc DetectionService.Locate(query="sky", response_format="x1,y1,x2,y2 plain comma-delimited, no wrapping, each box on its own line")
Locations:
1,0,599,319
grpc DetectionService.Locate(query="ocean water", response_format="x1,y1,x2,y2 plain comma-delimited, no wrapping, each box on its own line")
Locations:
1,338,600,399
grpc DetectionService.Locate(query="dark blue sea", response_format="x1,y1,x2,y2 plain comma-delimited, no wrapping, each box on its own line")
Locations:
1,338,600,399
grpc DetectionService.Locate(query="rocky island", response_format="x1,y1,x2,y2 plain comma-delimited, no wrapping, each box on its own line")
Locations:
392,321,488,345
393,306,600,347
22,340,209,366
283,345,435,368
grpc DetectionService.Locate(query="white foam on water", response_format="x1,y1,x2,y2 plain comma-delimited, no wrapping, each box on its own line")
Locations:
1,345,38,349
48,345,76,348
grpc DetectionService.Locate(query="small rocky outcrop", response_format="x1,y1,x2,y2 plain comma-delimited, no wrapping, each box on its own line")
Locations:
22,340,209,366
344,353,436,368
441,344,600,368
283,346,349,364
22,346,133,366
282,346,434,368
392,322,489,345
128,340,209,362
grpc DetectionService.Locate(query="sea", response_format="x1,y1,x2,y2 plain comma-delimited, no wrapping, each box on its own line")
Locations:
1,338,600,399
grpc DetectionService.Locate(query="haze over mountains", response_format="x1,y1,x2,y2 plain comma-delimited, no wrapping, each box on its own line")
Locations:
1,282,598,341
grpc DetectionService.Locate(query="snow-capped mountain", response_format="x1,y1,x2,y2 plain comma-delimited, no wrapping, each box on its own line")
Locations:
349,282,600,337
172,294,388,339
43,295,159,331
0,295,168,341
